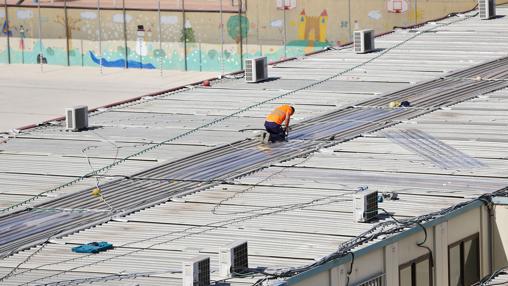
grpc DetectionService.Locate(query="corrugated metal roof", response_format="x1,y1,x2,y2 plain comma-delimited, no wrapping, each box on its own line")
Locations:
484,271,508,285
1,8,508,285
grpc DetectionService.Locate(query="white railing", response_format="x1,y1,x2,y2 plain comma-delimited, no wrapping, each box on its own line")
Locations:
354,273,384,286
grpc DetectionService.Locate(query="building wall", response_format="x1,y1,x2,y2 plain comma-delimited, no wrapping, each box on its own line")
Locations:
493,204,508,270
0,0,505,71
290,205,487,286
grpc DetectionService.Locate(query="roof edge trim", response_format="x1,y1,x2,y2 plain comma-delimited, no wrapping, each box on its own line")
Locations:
492,197,508,205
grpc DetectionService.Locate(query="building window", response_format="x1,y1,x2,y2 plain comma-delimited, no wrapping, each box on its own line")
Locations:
448,233,480,286
399,254,432,286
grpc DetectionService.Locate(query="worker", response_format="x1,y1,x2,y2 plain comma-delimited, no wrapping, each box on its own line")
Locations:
264,104,295,142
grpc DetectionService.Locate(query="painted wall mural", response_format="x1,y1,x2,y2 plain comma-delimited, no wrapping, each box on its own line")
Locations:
2,20,12,36
387,0,409,13
227,15,249,43
0,0,490,71
89,51,156,69
297,9,328,42
277,0,297,10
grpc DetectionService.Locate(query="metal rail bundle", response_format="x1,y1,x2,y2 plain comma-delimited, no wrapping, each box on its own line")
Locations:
1,56,508,260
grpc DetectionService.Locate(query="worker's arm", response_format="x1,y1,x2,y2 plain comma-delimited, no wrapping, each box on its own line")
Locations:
284,111,291,132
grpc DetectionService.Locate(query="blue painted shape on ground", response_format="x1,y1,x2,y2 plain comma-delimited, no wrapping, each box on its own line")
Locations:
72,241,114,253
89,51,156,69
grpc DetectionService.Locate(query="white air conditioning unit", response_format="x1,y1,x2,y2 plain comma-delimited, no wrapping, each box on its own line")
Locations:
479,0,496,20
353,187,378,223
182,255,210,286
354,29,375,54
219,240,248,277
245,56,268,83
65,105,88,132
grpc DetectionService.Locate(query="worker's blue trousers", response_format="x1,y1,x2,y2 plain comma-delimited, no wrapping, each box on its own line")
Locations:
264,121,286,142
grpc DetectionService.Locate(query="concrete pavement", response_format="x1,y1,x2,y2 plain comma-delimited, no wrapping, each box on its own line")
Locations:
0,64,217,132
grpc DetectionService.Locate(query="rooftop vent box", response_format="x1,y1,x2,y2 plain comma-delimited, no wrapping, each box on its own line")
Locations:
353,186,378,223
182,255,210,286
65,105,88,132
479,0,496,20
219,240,248,277
354,29,375,54
245,56,268,83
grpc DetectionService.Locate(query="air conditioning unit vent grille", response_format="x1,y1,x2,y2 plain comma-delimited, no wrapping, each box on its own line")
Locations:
353,187,378,223
198,258,210,286
65,106,88,132
353,29,375,54
245,57,268,83
479,0,486,17
363,31,373,51
479,0,496,19
220,241,249,277
232,243,248,272
354,32,362,52
183,256,210,286
245,60,253,81
66,110,74,130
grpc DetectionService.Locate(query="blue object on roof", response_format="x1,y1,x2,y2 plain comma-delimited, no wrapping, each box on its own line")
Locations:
72,241,113,254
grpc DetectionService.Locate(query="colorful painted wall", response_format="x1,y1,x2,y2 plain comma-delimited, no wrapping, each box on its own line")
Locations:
0,0,503,72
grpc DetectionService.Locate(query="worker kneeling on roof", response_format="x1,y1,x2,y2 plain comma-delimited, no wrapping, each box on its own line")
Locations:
264,104,295,143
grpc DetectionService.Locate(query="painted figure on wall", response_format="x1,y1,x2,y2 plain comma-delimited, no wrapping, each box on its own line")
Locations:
181,19,196,42
276,0,297,10
387,0,409,13
18,25,26,50
297,9,328,43
55,15,81,50
227,15,249,44
136,24,148,57
13,25,29,63
2,20,12,36
89,51,155,69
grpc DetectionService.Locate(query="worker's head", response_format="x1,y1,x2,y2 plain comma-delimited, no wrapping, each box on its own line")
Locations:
290,106,295,115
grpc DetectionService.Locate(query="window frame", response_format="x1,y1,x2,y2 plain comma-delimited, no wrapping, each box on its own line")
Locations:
448,233,480,286
399,254,433,286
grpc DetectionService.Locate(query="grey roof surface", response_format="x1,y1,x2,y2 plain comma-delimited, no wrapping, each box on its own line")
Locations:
485,272,508,286
0,64,217,132
1,7,508,286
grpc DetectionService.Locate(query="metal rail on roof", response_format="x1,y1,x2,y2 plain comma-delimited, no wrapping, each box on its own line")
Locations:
1,56,508,259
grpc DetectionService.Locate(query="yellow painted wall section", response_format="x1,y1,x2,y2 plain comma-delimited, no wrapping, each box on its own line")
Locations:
292,268,331,286
330,264,348,286
434,222,449,286
347,248,385,285
292,248,384,286
385,242,400,286
493,205,508,270
480,204,491,277
447,207,482,244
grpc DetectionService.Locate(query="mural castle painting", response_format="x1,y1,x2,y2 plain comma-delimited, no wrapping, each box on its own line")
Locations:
297,9,328,43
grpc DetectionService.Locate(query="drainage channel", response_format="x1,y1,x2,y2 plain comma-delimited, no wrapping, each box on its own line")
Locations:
1,56,508,258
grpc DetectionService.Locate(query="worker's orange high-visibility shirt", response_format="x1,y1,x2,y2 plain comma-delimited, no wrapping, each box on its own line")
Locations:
266,105,292,125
